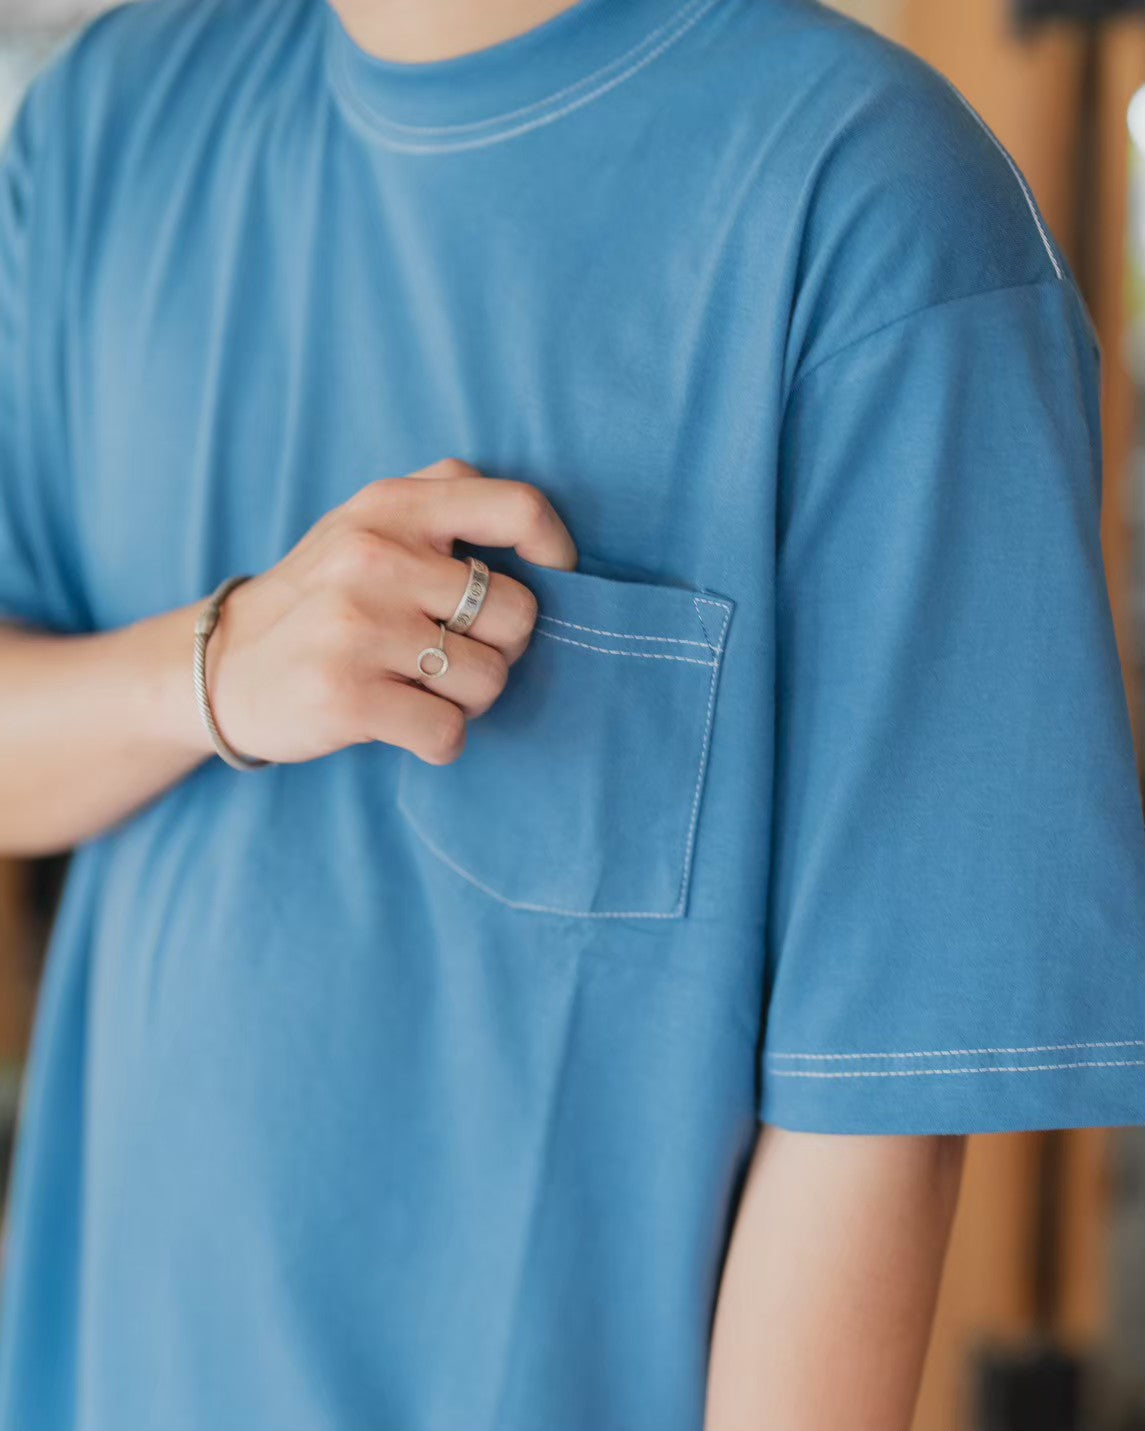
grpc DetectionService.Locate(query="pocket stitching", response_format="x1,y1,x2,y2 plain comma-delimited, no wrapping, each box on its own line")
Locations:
533,628,717,666
669,595,733,914
536,613,711,649
398,793,687,919
399,591,734,920
691,596,730,654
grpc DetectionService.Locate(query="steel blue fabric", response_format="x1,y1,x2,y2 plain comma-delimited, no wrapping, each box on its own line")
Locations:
0,0,1143,1427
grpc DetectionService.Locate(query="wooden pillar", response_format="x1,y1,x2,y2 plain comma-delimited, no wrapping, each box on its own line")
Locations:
0,859,34,1066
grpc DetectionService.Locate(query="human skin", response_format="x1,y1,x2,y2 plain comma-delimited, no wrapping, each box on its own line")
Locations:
0,459,575,856
1,2,970,1423
334,0,585,63
705,1124,966,1431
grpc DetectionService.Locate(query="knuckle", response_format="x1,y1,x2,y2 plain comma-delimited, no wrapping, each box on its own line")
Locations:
328,528,379,581
509,581,539,635
424,703,467,764
330,530,406,590
430,456,473,483
315,589,366,645
468,648,509,714
481,647,510,697
351,476,402,514
512,482,552,531
367,537,406,588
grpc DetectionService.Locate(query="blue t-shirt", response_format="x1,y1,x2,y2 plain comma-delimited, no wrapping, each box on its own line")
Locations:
1,0,1143,1427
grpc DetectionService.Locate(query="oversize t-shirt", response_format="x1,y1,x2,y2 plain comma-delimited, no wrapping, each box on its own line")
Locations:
1,0,1143,1427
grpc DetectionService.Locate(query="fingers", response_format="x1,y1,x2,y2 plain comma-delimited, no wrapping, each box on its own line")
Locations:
315,462,571,754
388,612,510,719
359,609,510,765
354,460,579,573
314,529,538,664
415,551,538,662
364,680,469,766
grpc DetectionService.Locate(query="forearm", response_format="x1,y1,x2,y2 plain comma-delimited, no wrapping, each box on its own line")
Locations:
705,1125,966,1431
0,604,213,856
0,465,578,858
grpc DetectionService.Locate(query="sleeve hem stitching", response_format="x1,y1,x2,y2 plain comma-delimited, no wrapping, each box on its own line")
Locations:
766,1058,1144,1080
765,1039,1144,1061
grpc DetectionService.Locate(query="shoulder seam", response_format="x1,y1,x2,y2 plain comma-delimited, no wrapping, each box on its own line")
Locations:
787,274,1070,401
938,75,1064,283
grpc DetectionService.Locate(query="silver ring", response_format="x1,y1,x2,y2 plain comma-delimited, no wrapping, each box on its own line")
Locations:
417,622,450,680
445,557,490,634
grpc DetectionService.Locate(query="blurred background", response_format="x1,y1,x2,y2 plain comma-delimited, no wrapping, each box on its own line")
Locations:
0,2,1143,1429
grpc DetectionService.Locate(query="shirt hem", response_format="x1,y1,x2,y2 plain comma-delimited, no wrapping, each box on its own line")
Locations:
758,1056,1145,1136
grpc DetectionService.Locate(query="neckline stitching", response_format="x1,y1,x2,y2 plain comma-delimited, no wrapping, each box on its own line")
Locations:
331,0,727,153
334,0,709,138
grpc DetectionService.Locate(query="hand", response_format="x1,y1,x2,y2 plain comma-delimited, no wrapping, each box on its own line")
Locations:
205,458,577,766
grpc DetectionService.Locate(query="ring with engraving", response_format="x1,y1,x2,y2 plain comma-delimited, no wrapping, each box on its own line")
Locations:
444,557,491,634
416,622,450,680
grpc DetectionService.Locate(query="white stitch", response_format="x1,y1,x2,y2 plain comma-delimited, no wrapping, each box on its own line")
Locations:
690,599,715,652
692,596,732,655
767,1040,1145,1062
336,0,717,139
768,1059,1145,1080
690,597,718,652
398,591,732,919
672,599,733,912
334,0,728,155
693,599,731,639
945,81,1063,281
398,794,681,919
537,614,710,648
535,629,715,665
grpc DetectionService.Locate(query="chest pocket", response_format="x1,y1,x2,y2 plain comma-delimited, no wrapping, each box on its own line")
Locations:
396,555,734,919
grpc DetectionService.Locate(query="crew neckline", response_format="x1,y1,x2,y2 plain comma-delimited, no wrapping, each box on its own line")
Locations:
324,0,725,152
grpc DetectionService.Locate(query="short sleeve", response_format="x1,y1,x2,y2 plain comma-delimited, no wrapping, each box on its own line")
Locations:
0,80,90,634
759,277,1145,1135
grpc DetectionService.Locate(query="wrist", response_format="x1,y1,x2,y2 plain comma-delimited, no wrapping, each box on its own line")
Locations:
122,601,217,763
196,575,270,771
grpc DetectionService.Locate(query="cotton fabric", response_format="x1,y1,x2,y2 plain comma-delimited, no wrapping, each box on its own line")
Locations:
0,0,1142,1427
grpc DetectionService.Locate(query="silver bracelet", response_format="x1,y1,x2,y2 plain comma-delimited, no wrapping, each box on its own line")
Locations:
193,575,270,773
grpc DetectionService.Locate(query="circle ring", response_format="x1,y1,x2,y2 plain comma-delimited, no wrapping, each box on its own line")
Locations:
445,557,491,635
417,622,450,680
